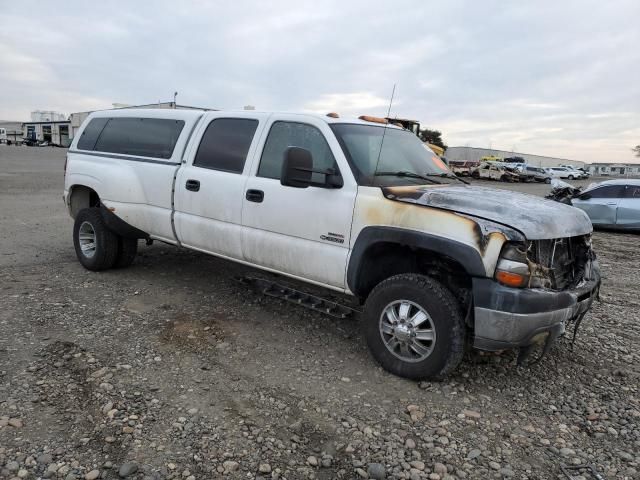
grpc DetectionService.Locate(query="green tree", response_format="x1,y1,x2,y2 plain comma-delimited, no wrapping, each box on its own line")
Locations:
633,145,640,157
419,128,447,151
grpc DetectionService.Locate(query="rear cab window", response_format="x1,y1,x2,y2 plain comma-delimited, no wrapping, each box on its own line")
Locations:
76,117,185,159
193,118,258,173
77,118,108,151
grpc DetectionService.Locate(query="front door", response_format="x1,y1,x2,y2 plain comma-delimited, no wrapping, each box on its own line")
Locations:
573,184,625,227
242,117,357,289
617,185,640,228
174,113,267,259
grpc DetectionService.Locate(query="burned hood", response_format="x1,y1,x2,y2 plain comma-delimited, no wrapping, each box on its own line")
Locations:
382,185,592,240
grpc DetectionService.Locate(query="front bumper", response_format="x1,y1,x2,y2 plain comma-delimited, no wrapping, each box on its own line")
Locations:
472,260,601,350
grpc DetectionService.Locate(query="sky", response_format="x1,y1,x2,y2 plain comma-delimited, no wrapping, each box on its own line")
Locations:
1,0,638,163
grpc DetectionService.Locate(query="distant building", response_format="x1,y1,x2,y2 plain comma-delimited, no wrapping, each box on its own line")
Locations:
30,110,67,122
69,102,214,139
587,163,640,177
445,146,586,168
22,120,71,146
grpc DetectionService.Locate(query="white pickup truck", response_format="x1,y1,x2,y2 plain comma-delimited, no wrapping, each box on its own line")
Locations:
64,109,601,379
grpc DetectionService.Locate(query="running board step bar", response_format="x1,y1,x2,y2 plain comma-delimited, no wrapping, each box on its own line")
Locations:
237,276,357,319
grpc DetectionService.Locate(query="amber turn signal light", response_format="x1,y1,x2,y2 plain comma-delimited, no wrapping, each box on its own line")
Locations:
358,115,389,124
495,270,527,288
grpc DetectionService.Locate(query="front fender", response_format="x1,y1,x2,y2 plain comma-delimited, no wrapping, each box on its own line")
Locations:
347,226,488,296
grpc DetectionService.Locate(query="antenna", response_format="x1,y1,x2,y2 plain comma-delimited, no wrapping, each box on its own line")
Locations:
373,84,396,178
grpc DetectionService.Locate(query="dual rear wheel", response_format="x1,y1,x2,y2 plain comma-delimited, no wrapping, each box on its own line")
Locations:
73,208,138,271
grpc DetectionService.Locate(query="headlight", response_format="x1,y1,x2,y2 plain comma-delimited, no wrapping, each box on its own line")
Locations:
495,242,530,288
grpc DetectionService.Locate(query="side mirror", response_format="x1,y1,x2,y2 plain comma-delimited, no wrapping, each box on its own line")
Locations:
281,147,313,188
578,193,591,200
280,146,343,189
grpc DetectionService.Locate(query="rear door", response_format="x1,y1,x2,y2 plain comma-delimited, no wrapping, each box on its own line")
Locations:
241,116,357,289
174,112,267,259
616,185,640,229
573,185,625,227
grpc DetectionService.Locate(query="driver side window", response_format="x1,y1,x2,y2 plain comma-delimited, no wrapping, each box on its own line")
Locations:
258,122,338,183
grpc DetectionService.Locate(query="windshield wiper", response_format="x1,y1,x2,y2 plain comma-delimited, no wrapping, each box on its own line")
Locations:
374,171,443,184
425,172,470,185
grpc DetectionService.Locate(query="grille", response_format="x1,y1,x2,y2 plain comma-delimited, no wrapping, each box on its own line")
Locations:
529,236,590,290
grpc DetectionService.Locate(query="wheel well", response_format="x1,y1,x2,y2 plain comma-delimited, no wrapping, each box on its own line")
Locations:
354,242,472,309
69,185,100,219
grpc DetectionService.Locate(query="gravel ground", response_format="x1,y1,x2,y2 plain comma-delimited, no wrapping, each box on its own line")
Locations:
1,146,638,480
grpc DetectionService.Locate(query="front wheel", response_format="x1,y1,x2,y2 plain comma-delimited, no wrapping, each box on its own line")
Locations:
568,175,574,180
73,208,119,271
363,274,465,380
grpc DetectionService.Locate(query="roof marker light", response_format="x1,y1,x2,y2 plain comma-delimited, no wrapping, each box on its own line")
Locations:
358,115,389,124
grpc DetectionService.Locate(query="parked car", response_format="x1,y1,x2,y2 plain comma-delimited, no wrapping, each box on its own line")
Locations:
63,109,600,379
509,164,536,183
449,160,478,177
571,179,640,230
21,137,38,147
503,156,526,164
545,167,575,179
578,168,591,178
471,161,519,182
520,165,552,183
560,165,589,179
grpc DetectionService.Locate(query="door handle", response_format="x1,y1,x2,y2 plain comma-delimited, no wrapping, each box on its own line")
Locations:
246,189,264,203
606,202,617,205
185,179,200,192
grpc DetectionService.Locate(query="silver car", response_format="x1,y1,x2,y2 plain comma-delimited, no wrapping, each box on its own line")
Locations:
572,179,640,230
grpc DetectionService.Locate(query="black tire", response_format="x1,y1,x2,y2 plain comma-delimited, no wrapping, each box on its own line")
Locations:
114,237,138,268
471,171,480,179
545,177,551,184
73,208,119,271
568,175,574,180
363,274,465,380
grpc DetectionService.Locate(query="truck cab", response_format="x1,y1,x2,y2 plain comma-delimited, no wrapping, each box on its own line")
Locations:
64,109,600,380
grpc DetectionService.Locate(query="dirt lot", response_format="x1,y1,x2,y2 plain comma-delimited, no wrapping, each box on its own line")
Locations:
1,146,638,480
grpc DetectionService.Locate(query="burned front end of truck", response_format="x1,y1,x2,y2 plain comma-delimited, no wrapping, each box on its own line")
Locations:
473,233,600,359
380,184,601,361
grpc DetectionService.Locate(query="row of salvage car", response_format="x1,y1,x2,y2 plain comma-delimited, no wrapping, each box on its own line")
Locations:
450,161,589,183
451,160,547,183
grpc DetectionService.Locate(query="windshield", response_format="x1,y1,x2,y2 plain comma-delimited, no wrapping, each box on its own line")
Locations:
330,123,451,186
